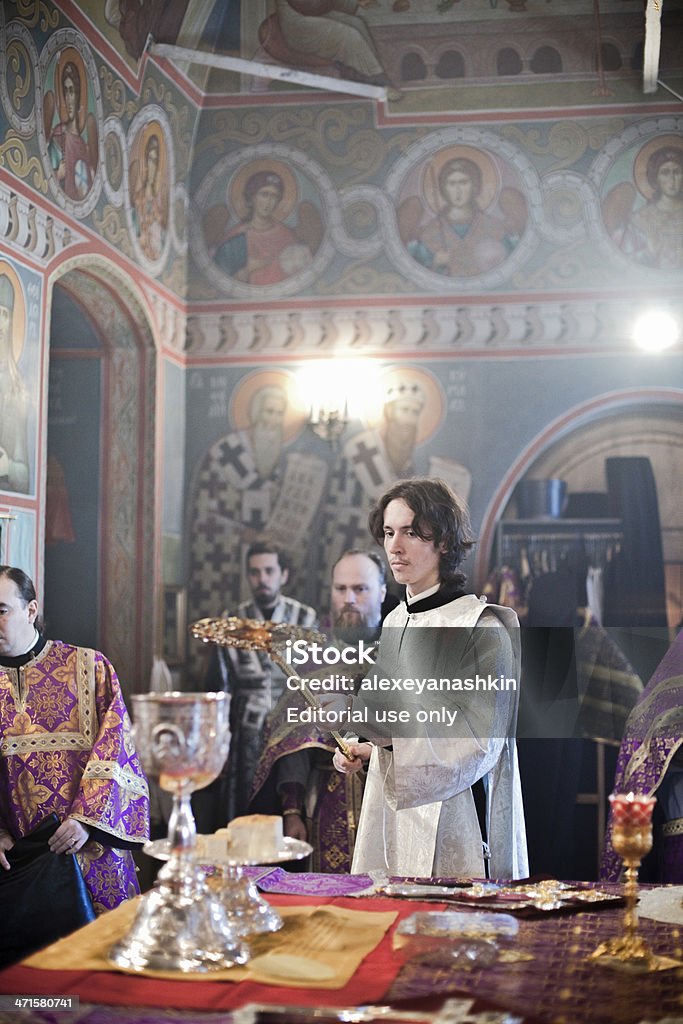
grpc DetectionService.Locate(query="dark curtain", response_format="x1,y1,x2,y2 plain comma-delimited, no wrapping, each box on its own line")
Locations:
602,457,667,628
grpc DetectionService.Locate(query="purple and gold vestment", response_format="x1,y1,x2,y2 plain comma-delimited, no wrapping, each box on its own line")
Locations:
0,640,149,912
251,690,364,874
601,629,683,882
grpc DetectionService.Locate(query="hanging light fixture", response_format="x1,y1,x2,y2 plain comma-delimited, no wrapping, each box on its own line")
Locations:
295,360,383,447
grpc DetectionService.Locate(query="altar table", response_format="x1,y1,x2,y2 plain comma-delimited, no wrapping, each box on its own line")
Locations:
0,888,681,1024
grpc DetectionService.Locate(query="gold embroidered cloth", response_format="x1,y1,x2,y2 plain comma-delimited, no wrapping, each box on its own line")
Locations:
25,899,397,988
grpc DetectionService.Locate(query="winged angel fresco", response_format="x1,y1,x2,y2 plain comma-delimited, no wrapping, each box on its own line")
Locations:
204,161,324,286
397,148,527,278
43,49,98,203
602,138,683,271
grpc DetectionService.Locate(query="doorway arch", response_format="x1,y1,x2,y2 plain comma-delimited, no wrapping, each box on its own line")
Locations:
45,258,158,695
475,387,683,601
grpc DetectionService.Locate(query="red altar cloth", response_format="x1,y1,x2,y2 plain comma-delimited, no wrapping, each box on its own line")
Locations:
1,890,682,1023
0,895,414,1012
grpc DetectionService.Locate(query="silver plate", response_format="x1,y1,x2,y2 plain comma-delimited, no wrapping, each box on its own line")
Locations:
143,835,313,867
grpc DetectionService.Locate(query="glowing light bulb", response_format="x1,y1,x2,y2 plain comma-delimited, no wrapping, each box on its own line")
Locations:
632,310,679,353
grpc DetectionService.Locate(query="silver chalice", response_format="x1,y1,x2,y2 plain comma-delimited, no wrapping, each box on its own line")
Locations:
108,691,249,973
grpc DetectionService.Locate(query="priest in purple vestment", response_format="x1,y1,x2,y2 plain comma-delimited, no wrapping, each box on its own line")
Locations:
0,565,149,912
601,627,683,883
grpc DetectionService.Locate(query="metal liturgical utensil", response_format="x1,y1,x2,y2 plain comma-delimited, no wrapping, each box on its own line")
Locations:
192,616,355,760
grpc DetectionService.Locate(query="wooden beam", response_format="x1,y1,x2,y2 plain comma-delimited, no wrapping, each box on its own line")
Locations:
643,0,663,94
149,42,387,101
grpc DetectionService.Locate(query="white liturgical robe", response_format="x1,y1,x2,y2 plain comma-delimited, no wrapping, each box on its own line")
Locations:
351,591,528,879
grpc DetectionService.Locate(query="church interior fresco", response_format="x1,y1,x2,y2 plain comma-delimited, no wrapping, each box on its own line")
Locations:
1,0,682,671
183,357,682,627
184,106,683,323
86,0,683,109
0,2,192,296
0,2,680,359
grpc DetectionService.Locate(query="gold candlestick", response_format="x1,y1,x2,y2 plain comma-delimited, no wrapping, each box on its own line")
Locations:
591,792,658,971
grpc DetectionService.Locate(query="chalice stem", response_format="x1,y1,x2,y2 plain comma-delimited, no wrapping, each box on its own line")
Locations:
168,791,196,853
623,860,639,945
161,792,199,899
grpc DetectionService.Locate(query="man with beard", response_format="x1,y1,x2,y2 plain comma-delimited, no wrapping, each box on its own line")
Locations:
345,380,427,492
367,379,471,498
189,384,290,646
198,541,317,829
250,550,386,872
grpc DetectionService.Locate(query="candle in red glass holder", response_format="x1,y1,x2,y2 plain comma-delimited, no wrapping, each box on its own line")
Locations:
609,792,656,861
610,792,656,827
591,791,659,968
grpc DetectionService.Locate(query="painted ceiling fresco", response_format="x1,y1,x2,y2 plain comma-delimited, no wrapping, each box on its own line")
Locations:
90,1,683,110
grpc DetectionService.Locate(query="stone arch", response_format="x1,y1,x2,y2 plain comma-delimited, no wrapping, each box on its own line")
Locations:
475,388,683,595
45,256,158,696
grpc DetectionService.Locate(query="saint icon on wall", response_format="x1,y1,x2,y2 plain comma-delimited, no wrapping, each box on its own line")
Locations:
188,368,327,652
398,145,527,277
204,159,324,286
43,48,98,202
0,265,30,494
603,135,683,271
129,122,169,262
321,364,471,589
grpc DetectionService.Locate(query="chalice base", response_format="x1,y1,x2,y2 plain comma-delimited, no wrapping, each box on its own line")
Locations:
109,859,250,972
590,934,662,974
219,866,283,936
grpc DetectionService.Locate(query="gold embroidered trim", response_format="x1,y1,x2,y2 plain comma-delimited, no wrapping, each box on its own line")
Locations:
2,733,91,756
662,817,683,837
627,675,683,727
77,646,96,745
83,760,149,796
1,642,99,752
2,666,25,714
624,716,683,788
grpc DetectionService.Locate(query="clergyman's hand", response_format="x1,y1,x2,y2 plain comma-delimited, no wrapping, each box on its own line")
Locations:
333,740,372,775
0,831,14,871
283,812,308,842
49,818,90,855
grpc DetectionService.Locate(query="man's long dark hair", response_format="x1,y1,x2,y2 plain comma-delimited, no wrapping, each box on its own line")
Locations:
368,478,476,589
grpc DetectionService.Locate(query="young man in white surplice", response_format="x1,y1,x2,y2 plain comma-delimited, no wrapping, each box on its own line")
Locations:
334,477,528,880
